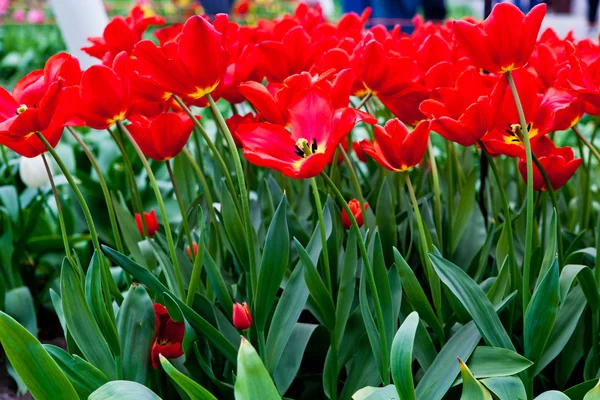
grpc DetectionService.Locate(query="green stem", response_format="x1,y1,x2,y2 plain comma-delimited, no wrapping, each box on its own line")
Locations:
445,140,455,255
186,235,205,307
506,70,534,311
117,121,186,299
165,159,194,251
41,153,75,267
173,95,239,211
339,145,368,231
182,148,218,224
320,172,389,385
356,92,372,110
404,172,442,319
573,125,600,165
531,154,564,267
310,178,332,293
206,94,258,301
427,139,443,251
68,127,125,254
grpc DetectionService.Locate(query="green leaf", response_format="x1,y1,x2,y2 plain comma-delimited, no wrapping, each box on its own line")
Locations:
391,311,419,400
335,229,358,345
559,264,598,311
564,379,599,400
160,355,217,399
273,323,317,395
359,259,384,383
117,284,156,384
459,358,493,400
235,337,282,400
353,385,399,399
255,197,290,331
481,377,527,400
0,311,78,400
463,347,532,379
203,249,233,315
44,344,108,399
4,286,36,335
89,381,162,400
429,253,514,350
525,259,559,366
376,178,397,265
584,380,600,400
487,257,509,306
534,391,570,400
61,259,116,379
394,248,444,342
536,210,557,289
371,232,394,354
451,169,477,253
220,182,249,270
111,195,144,263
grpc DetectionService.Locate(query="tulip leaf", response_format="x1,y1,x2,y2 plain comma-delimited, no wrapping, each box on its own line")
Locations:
451,169,477,253
391,311,419,400
459,358,493,400
536,210,557,289
353,385,398,399
111,195,144,263
376,178,397,265
235,337,282,400
462,347,532,380
273,323,318,395
335,229,357,346
44,344,109,399
370,232,394,354
525,259,559,366
359,258,384,383
4,286,36,336
117,284,156,384
255,197,290,331
534,391,571,400
160,355,217,399
429,253,515,351
203,248,234,316
480,377,526,400
220,182,250,270
584,380,600,400
89,381,162,399
0,311,78,400
60,258,116,379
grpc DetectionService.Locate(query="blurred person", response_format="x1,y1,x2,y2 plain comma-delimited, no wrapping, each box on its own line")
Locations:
590,0,599,32
197,0,234,14
343,0,446,22
513,0,545,12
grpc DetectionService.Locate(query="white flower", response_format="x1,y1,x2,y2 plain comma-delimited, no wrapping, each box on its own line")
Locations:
19,155,50,188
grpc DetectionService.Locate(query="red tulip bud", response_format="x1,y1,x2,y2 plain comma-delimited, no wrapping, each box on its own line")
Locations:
341,199,368,229
136,209,159,237
187,242,198,260
233,302,252,331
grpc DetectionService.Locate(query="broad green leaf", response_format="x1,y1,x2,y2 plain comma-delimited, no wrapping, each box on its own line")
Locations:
481,377,526,400
220,182,249,270
560,265,598,312
117,284,155,384
371,232,394,354
458,359,493,400
536,210,557,289
339,334,381,400
564,379,599,400
4,286,36,335
89,381,161,400
203,248,233,315
274,323,317,395
525,259,559,366
235,337,281,400
451,169,476,253
376,178,397,265
255,197,290,331
394,248,445,342
149,240,182,300
44,344,108,399
463,347,532,380
391,311,419,400
360,259,384,383
353,385,398,399
335,229,357,345
487,257,509,306
61,259,116,379
111,195,144,263
0,311,78,400
584,380,600,400
430,253,514,350
534,391,570,400
160,355,217,399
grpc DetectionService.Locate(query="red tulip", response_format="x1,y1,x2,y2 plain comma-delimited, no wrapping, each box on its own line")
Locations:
420,68,493,147
187,242,198,260
0,53,81,158
558,42,600,114
151,304,184,369
225,112,261,148
517,136,582,191
127,112,197,161
258,25,315,83
352,141,367,163
233,302,252,330
341,199,368,229
453,3,546,74
136,209,159,237
361,119,430,172
236,86,375,179
134,15,227,100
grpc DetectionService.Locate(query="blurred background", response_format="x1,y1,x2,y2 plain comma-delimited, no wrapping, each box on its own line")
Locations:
0,0,589,88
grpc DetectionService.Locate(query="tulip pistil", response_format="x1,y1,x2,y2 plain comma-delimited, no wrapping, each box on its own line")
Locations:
16,104,28,115
294,138,318,158
505,122,532,143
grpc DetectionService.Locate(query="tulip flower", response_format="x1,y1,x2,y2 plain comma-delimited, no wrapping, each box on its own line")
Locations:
361,119,430,172
151,304,184,369
134,15,227,100
187,242,198,260
517,137,582,191
352,141,367,163
127,112,197,161
136,209,159,237
420,68,493,147
232,302,252,330
341,199,368,229
0,53,81,158
226,113,261,147
453,2,546,74
236,86,375,179
19,155,50,188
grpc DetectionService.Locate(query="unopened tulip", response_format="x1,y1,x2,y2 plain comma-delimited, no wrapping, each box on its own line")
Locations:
233,302,252,331
136,209,159,237
341,199,368,229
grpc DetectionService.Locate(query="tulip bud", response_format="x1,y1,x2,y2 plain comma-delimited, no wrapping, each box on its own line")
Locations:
19,155,50,188
136,209,160,237
352,141,368,163
233,302,252,331
341,199,368,229
187,242,198,260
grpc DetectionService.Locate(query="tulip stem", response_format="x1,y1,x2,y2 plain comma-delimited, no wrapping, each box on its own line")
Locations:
182,148,218,224
117,121,186,300
41,153,75,268
404,172,442,320
173,95,240,211
573,125,600,165
427,139,443,251
107,128,148,237
206,94,258,302
320,172,389,385
339,145,369,233
35,132,121,304
356,92,372,110
310,178,332,293
531,154,564,267
68,127,125,254
165,159,195,253
506,70,534,311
